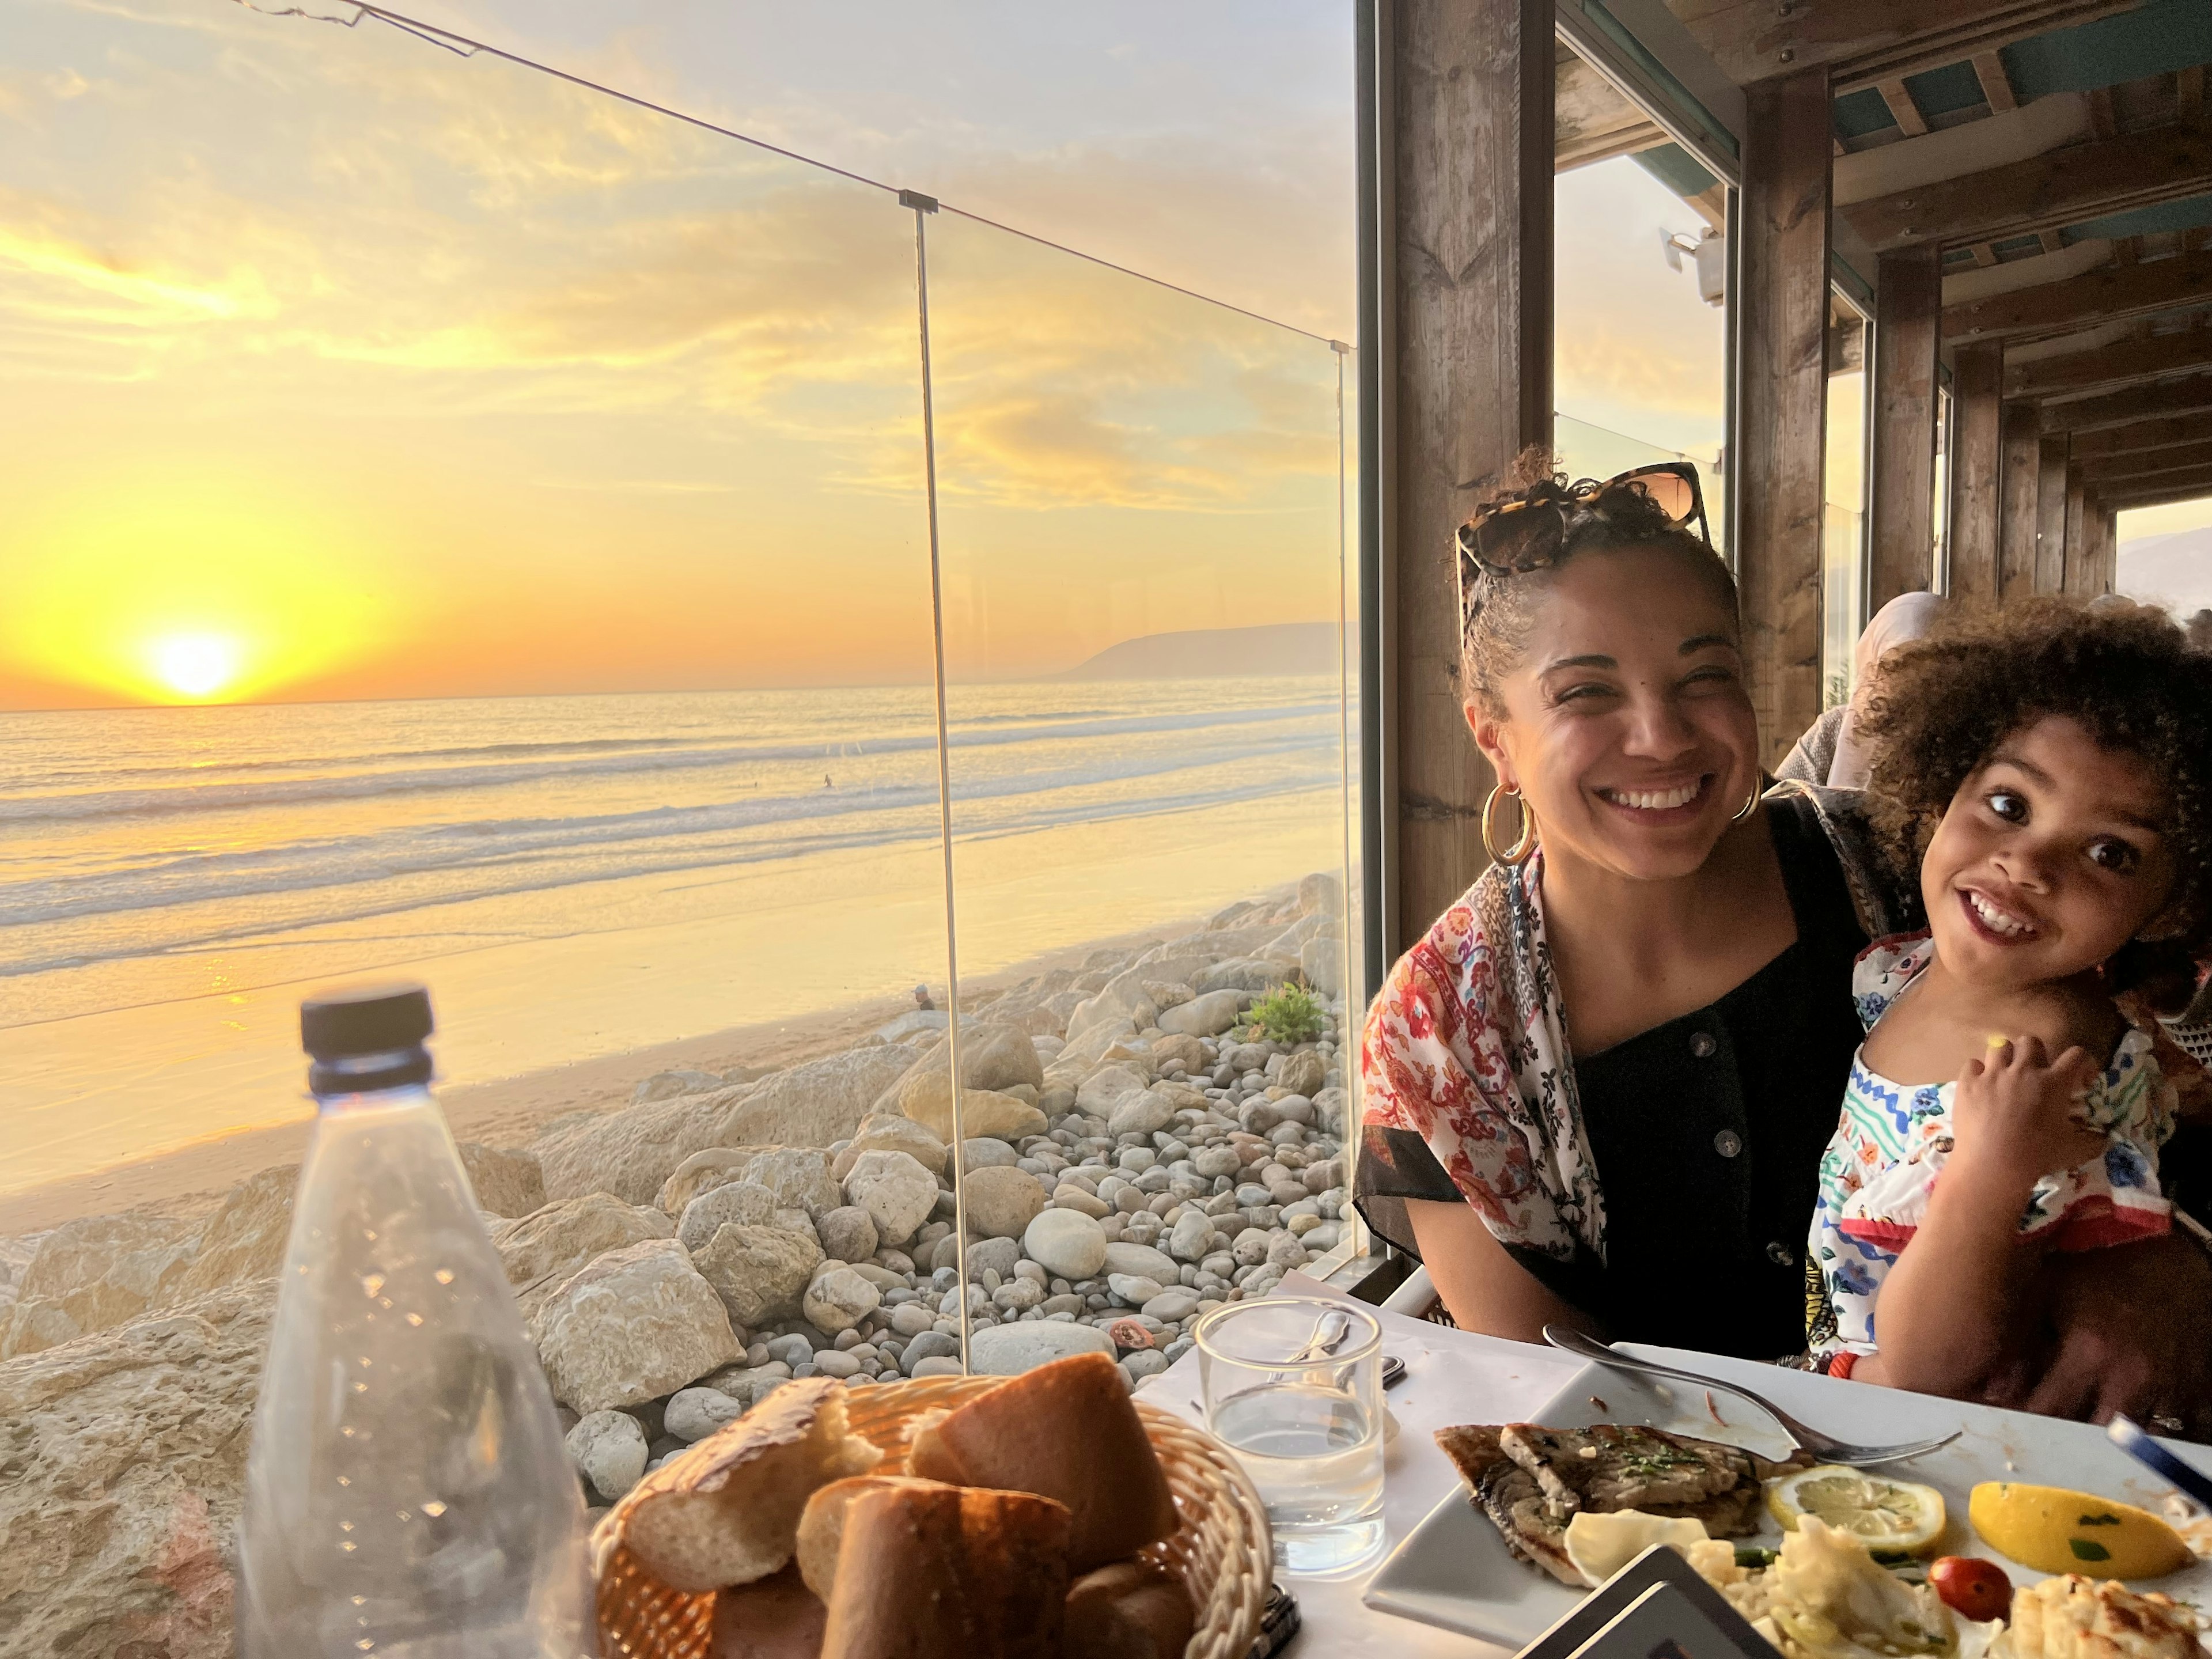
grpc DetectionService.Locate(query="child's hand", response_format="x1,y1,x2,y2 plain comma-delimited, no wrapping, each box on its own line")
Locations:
1950,1033,2107,1191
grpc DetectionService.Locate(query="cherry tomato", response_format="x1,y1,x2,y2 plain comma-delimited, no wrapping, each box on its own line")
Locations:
1929,1556,2012,1622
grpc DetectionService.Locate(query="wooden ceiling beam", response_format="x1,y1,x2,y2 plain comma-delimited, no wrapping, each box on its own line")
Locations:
2005,325,2212,398
1665,0,2132,96
2068,409,2212,457
2182,66,2206,123
2097,462,2212,508
1555,52,1666,171
2081,438,2212,483
1877,77,1931,137
1946,247,2212,341
2038,373,2212,433
1972,51,2018,113
1846,124,2212,252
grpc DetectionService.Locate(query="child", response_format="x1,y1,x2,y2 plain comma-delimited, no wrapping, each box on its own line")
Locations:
1805,598,2212,1395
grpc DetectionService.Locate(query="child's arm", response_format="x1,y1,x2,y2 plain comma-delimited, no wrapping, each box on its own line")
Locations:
1855,1034,2105,1397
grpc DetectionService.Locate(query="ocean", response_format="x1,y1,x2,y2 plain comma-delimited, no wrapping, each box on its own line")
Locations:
0,678,1351,1199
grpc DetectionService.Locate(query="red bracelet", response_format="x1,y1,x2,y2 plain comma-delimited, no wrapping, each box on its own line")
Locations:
1826,1352,1858,1380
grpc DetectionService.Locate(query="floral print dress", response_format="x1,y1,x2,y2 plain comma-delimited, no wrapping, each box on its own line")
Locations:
1805,933,2177,1363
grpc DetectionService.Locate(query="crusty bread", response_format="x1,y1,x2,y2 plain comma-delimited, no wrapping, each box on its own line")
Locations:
820,1483,1072,1659
1062,1560,1197,1659
707,1563,830,1659
796,1475,951,1600
906,1409,964,1484
911,1351,1177,1571
593,1376,883,1593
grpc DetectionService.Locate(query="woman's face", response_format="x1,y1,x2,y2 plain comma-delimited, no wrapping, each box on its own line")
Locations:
1468,547,1760,883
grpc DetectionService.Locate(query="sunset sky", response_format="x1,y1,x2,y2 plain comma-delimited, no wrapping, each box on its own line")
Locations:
2,0,1737,711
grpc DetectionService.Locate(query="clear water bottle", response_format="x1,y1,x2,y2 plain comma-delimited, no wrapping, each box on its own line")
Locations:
238,985,592,1658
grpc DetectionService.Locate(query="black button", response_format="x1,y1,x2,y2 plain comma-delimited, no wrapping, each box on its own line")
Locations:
1690,1032,1717,1059
1713,1130,1743,1158
1766,1241,1796,1267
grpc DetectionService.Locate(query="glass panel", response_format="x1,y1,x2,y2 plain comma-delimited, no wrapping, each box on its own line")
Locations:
1933,385,1955,593
0,0,951,1399
1823,296,1870,706
919,207,1360,1353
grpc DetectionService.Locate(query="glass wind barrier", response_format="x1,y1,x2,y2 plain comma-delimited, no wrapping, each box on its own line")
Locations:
919,207,1363,1361
1823,297,1871,705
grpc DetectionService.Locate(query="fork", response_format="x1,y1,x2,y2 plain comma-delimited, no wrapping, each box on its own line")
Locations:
1542,1326,1961,1467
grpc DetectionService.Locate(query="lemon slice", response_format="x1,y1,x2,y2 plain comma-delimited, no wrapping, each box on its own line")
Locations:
1967,1482,2192,1578
1766,1465,1948,1555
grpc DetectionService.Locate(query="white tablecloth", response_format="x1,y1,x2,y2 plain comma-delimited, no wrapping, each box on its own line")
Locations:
1142,1273,1584,1659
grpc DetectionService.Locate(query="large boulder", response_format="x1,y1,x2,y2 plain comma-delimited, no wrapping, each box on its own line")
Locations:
967,1320,1115,1376
961,1166,1047,1241
692,1223,823,1328
1195,957,1301,997
1157,988,1243,1038
842,1150,938,1247
893,1079,1046,1144
533,1095,730,1207
717,1046,918,1148
0,1281,275,1659
164,1165,300,1308
802,1266,881,1335
1074,1065,1148,1117
459,1142,546,1217
492,1193,673,1326
838,1113,948,1177
533,1238,740,1415
676,1181,779,1252
740,1148,842,1219
1,1213,202,1361
656,1145,778,1217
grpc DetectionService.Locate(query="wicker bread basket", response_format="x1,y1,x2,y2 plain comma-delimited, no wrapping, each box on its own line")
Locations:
594,1374,1274,1659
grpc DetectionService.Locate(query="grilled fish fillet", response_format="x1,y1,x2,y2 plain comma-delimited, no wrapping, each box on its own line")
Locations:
1435,1426,1580,1585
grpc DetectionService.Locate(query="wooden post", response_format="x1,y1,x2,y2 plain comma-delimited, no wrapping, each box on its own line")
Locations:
1736,66,1833,771
2088,501,2118,596
2035,435,2069,593
1385,0,1553,950
1948,343,2003,604
1998,401,2040,596
1869,247,1941,607
2062,463,2091,596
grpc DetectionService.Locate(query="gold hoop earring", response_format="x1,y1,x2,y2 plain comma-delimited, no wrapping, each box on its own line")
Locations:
1482,783,1538,866
1732,775,1763,822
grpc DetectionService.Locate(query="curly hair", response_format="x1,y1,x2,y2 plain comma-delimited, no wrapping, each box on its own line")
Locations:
1459,448,1737,715
1857,596,2212,969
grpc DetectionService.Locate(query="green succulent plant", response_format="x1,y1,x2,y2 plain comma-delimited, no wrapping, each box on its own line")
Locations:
1241,982,1325,1045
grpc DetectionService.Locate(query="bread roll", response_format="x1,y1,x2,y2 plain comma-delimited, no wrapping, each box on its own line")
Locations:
797,1475,952,1600
912,1352,1177,1570
593,1376,882,1593
707,1563,829,1659
820,1483,1071,1659
1063,1561,1197,1659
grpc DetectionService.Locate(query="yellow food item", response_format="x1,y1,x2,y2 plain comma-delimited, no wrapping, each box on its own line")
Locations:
1967,1484,2192,1580
2006,1572,2204,1659
1687,1517,1960,1659
1562,1510,1709,1585
1766,1466,1949,1556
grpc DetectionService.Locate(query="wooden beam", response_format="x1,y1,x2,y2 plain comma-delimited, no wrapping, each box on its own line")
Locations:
1969,242,1999,268
2085,499,2117,597
2099,466,2212,509
2005,326,2212,399
2039,373,2212,433
1972,51,2018,113
2070,409,2212,457
1737,66,1833,772
1949,343,2005,603
1556,51,1665,170
2182,66,2206,124
1847,126,2212,254
2088,87,2118,141
1668,0,2131,96
2035,434,2069,592
2062,461,2091,595
1946,247,2212,342
1388,0,1553,946
1999,401,2042,595
1870,246,1942,607
1878,77,1930,137
2037,229,2066,255
2083,439,2212,483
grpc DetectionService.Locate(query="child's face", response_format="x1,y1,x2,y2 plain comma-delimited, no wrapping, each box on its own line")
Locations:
1922,714,2177,990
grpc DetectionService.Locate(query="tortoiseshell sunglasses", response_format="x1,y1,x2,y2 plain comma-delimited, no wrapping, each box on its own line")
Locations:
1455,460,1712,626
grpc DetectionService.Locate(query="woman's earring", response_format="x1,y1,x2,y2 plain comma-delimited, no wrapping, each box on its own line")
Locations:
1481,782,1538,866
1732,775,1763,822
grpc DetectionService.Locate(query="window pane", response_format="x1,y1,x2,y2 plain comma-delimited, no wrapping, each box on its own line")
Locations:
1823,298,1870,706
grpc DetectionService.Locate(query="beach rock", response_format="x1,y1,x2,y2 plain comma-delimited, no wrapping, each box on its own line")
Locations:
1122,1350,1171,1382
1149,1033,1207,1074
534,1238,740,1414
1,1212,202,1361
1103,1242,1179,1284
1267,1233,1309,1269
1158,989,1243,1038
1300,937,1343,999
969,1321,1116,1376
1105,1089,1178,1139
814,1205,878,1263
875,1010,952,1043
1142,1289,1200,1322
1051,1187,1111,1219
841,1112,948,1175
842,1150,938,1247
692,1223,823,1329
633,1069,725,1105
0,1280,274,1659
566,1410,649,1502
962,1166,1047,1240
1022,1209,1108,1281
714,1044,919,1149
162,1162,299,1306
1076,1065,1148,1116
802,1266,881,1335
1166,1209,1217,1263
664,1386,747,1442
895,1081,1047,1145
493,1192,675,1325
1195,957,1299,997
1276,1051,1328,1099
655,1146,770,1216
1108,1274,1164,1305
964,1235,1023,1280
534,1095,730,1208
874,1021,1044,1118
460,1142,546,1217
957,1137,1021,1171
1230,1228,1274,1267
676,1181,779,1252
742,1148,842,1219
1298,871,1343,915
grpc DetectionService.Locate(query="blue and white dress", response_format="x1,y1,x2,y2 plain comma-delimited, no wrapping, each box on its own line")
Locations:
1805,933,2175,1363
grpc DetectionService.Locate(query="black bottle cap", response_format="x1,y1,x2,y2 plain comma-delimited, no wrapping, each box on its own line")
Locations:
301,984,434,1095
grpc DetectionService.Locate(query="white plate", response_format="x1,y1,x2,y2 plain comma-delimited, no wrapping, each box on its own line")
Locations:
1361,1343,2212,1650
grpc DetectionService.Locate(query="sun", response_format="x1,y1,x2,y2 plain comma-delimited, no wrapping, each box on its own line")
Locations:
150,632,244,700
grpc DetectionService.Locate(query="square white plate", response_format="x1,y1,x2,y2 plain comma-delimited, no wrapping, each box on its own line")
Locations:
1361,1343,2212,1650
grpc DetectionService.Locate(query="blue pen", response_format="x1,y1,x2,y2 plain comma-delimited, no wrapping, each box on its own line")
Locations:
2106,1415,2212,1513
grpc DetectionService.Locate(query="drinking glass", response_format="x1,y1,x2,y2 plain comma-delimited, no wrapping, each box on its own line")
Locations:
1194,1296,1385,1575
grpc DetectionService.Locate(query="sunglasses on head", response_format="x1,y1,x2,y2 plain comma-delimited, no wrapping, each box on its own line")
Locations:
1456,460,1712,624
